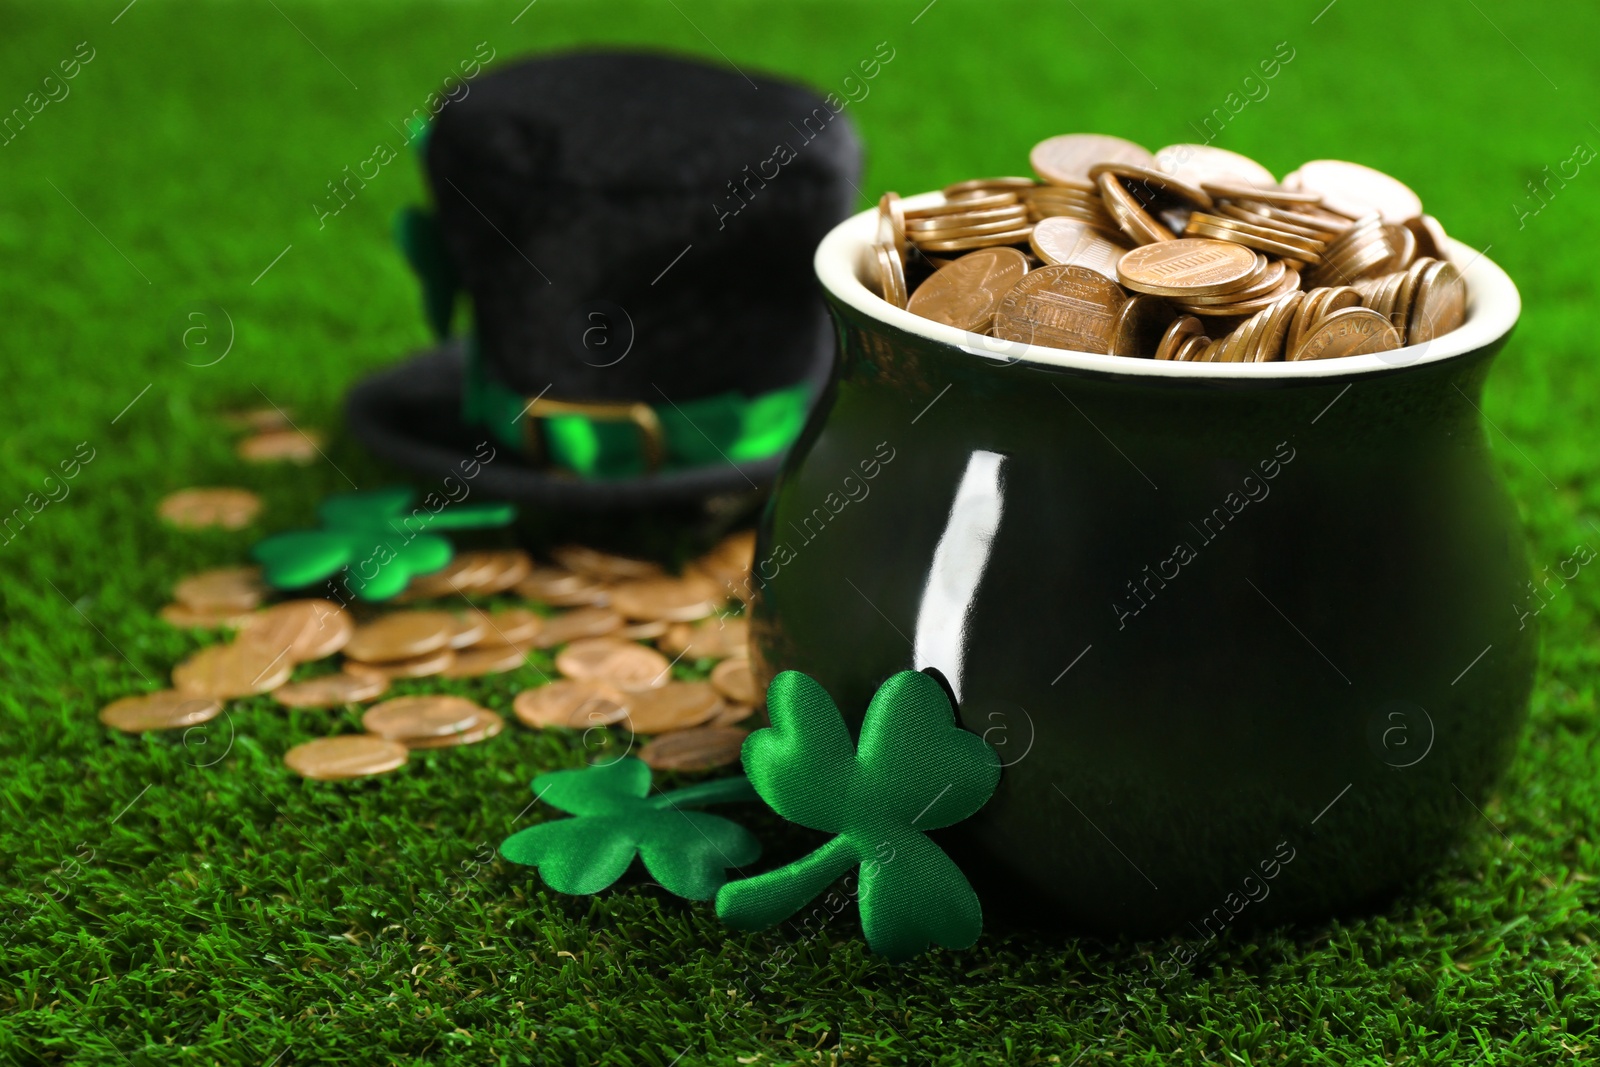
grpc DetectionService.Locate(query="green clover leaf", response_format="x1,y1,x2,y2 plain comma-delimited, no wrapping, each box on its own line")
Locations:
715,670,1001,961
500,758,760,900
250,487,514,601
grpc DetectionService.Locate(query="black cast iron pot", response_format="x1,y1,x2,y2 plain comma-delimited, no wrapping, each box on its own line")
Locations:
749,194,1532,936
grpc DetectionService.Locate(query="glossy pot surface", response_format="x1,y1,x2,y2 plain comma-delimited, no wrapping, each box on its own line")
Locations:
750,196,1533,935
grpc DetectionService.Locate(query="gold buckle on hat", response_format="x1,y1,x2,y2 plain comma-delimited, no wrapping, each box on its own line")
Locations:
522,397,667,473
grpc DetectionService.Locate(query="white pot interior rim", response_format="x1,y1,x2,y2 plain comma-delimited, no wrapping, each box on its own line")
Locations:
813,190,1520,379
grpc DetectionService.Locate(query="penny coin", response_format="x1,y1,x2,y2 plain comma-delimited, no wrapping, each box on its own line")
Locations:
1109,294,1176,358
363,695,487,741
240,599,352,662
1117,239,1259,297
1154,315,1205,361
159,602,255,629
467,607,543,647
657,616,749,660
992,264,1128,353
1291,307,1403,361
441,642,529,678
343,611,458,663
710,702,755,727
515,565,609,606
532,607,625,648
462,549,533,594
222,406,293,433
512,680,631,730
1096,172,1176,244
607,573,726,622
710,657,759,705
879,192,906,252
406,710,505,749
619,619,670,640
623,682,724,733
640,726,750,771
555,637,672,691
158,487,262,530
272,671,388,708
943,176,1036,198
1028,219,1125,279
1030,133,1154,189
1154,144,1276,190
1404,214,1449,260
100,690,223,732
173,641,295,698
1407,260,1466,345
283,735,408,780
874,241,909,305
444,611,490,648
174,566,266,612
693,530,755,590
343,646,456,679
906,247,1030,332
904,191,1018,218
1283,160,1423,223
550,545,663,581
1202,183,1322,206
1088,162,1215,213
237,429,323,464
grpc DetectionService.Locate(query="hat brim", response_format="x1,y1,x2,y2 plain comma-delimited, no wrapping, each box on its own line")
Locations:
344,340,831,511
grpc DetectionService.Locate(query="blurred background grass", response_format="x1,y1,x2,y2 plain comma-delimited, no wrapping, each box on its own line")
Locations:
3,0,1599,1063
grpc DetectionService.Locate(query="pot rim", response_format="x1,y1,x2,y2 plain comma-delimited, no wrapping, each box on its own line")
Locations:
814,190,1521,379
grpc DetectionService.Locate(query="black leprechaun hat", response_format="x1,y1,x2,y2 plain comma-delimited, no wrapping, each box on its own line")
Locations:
345,50,863,510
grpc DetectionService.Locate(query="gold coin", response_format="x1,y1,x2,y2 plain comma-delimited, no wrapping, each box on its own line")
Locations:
1030,133,1154,188
236,428,323,464
405,710,505,749
992,264,1128,354
514,565,608,606
906,247,1030,333
1282,160,1423,223
606,573,726,622
100,690,222,732
555,637,672,691
343,611,459,663
172,641,295,699
159,602,254,629
157,487,262,530
239,599,352,662
512,679,631,730
1108,294,1176,358
1028,218,1125,279
363,694,487,741
173,566,266,613
1291,307,1403,361
639,726,750,771
710,657,759,705
272,671,388,708
623,681,724,733
1153,144,1277,190
1116,238,1259,297
550,545,663,581
440,642,528,678
283,735,408,780
1407,259,1466,344
532,606,625,648
467,607,543,647
657,616,749,660
343,646,456,679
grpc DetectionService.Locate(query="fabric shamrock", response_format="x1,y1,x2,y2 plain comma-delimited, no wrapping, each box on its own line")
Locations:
715,670,1001,962
251,487,514,600
500,758,760,900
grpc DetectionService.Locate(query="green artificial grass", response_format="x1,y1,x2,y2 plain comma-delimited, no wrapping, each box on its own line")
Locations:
4,0,1600,1062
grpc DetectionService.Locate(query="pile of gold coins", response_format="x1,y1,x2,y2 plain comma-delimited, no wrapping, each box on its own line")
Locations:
872,135,1469,362
103,525,759,779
